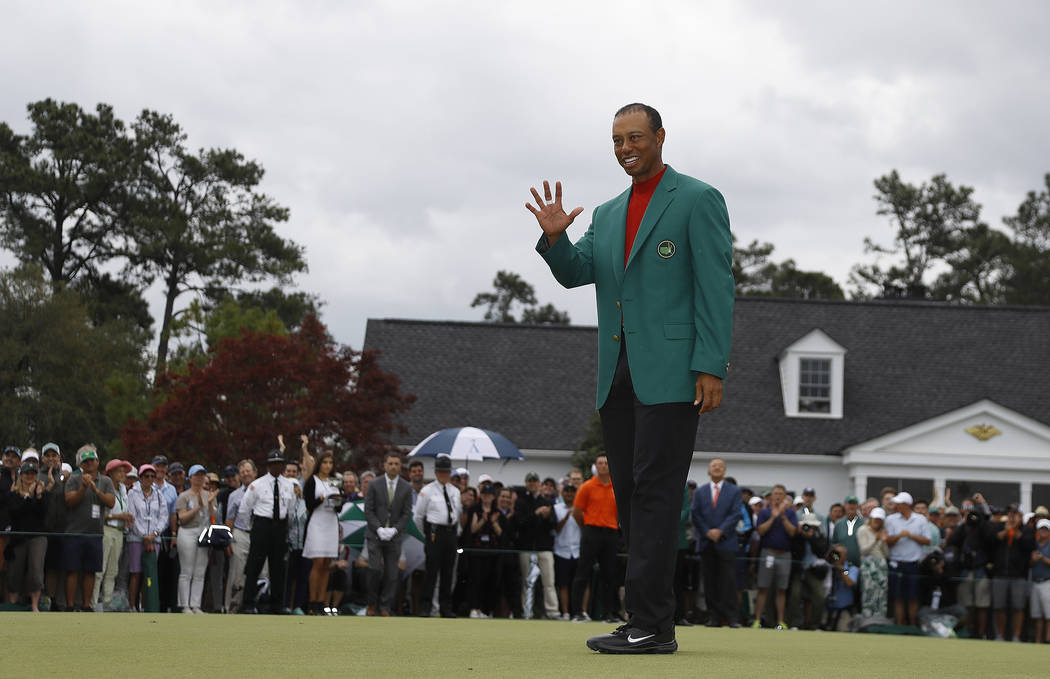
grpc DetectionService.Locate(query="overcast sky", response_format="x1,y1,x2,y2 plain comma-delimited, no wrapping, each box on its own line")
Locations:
3,1,1049,350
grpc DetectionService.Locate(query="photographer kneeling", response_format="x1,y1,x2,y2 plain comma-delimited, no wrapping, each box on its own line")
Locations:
789,513,830,629
824,544,858,631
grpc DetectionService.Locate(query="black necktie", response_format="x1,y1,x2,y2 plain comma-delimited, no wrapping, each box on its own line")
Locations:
272,476,280,519
442,484,453,525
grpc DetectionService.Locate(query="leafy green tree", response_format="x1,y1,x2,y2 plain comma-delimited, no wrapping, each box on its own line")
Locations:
472,270,570,324
851,171,981,298
1001,173,1050,306
521,303,571,324
928,223,1012,304
0,265,148,454
733,237,844,299
0,99,132,292
124,110,306,374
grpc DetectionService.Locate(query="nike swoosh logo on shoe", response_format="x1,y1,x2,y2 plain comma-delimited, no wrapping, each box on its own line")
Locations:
627,634,655,643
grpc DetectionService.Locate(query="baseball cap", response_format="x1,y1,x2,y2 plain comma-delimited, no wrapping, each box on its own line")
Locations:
1037,506,1050,517
748,496,763,506
168,462,185,474
793,496,805,505
844,494,859,504
138,464,157,476
945,506,961,516
869,507,887,520
803,487,816,496
126,466,139,479
77,446,98,465
188,464,206,476
223,465,238,477
434,455,452,471
478,473,493,484
41,442,60,456
455,467,469,477
1038,519,1050,531
891,492,913,505
21,449,40,463
151,455,169,466
207,472,220,484
3,446,20,457
525,471,540,482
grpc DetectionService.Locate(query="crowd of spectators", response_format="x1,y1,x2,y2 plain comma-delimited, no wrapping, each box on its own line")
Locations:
3,442,1049,643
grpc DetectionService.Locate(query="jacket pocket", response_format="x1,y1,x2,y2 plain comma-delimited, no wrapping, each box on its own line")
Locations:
663,323,694,340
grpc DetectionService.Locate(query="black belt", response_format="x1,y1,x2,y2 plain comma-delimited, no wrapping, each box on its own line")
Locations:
253,515,285,522
431,524,456,532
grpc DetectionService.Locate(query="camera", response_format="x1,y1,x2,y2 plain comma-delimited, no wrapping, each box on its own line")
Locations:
801,524,816,533
965,511,982,527
826,549,842,564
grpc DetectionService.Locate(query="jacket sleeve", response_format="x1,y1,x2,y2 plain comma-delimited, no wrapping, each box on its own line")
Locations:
688,187,734,378
363,482,380,532
537,218,597,290
691,487,711,535
394,485,412,534
718,487,743,534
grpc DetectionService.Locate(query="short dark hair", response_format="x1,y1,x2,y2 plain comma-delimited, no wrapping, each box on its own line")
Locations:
408,459,423,470
614,103,662,132
385,452,403,463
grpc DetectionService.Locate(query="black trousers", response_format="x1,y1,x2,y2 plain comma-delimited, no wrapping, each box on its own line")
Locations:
599,340,699,634
701,545,738,624
242,517,288,613
572,525,621,618
421,525,457,615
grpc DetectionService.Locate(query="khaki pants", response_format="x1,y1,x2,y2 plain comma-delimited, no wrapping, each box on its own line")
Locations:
519,550,559,619
225,527,267,611
93,526,124,606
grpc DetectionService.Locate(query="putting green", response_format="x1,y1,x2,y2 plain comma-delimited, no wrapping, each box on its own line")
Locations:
3,613,1045,678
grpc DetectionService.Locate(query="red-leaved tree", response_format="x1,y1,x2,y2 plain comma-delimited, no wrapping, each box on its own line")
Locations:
120,315,414,471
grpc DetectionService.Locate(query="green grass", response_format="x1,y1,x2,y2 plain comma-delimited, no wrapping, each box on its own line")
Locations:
4,613,1046,678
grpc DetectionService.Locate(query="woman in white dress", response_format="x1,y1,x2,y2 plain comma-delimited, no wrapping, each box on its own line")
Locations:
302,451,340,614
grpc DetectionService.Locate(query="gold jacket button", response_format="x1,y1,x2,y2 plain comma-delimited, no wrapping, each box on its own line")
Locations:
613,334,620,342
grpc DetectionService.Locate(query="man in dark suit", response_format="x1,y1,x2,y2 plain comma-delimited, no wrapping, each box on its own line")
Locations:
691,458,743,627
363,452,413,616
529,103,734,654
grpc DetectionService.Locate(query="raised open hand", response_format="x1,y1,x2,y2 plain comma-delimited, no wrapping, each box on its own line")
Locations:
526,180,584,245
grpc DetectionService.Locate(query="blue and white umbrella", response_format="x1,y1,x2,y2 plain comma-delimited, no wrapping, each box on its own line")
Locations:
408,426,524,462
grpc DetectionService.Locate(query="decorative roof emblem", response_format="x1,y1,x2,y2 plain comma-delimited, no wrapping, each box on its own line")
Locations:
965,424,1001,441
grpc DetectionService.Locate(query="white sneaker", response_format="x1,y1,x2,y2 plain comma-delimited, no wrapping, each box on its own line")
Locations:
470,609,483,618
182,607,194,614
571,613,591,623
559,612,570,621
191,607,205,614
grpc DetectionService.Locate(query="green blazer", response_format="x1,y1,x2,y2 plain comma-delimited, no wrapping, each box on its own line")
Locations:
537,165,734,409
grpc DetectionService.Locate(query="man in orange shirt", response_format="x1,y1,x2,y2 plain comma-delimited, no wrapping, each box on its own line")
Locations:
571,453,621,623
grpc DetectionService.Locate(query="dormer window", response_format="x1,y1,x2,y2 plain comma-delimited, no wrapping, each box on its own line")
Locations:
799,358,832,413
778,329,845,419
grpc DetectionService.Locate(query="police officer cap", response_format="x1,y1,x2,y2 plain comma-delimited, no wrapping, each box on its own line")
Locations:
266,449,285,464
434,455,452,471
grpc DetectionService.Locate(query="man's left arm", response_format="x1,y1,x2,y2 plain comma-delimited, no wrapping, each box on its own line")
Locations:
97,477,116,508
688,187,734,413
717,487,743,534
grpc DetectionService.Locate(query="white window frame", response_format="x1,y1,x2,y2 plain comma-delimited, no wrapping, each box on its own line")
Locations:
778,329,845,419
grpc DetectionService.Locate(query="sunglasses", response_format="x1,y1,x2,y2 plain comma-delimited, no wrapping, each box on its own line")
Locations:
141,473,156,478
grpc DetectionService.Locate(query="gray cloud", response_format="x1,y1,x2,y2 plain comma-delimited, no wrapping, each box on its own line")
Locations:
3,1,1048,348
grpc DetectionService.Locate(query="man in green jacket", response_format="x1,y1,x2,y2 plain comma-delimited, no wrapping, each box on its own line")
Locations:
527,103,734,654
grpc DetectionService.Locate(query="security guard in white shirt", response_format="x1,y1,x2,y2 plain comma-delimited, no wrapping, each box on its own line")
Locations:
413,455,462,617
240,449,296,613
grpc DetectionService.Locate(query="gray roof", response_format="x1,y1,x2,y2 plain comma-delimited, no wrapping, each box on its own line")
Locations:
363,298,1050,455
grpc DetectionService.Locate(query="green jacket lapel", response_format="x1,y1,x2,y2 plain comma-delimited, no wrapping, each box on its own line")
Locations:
608,190,630,288
625,166,678,272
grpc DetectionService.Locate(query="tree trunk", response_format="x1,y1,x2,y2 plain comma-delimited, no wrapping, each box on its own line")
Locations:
154,267,181,376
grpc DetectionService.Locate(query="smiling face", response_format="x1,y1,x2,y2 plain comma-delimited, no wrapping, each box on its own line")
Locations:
612,110,665,183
